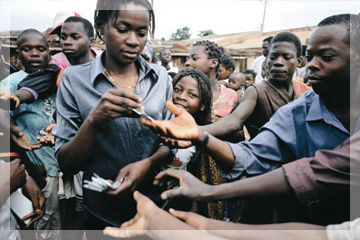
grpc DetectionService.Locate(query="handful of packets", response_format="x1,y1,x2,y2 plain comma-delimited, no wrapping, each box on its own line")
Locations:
84,173,126,192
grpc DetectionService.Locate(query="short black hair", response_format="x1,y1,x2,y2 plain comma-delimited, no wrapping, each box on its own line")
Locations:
193,40,223,75
220,53,235,71
318,14,360,55
270,32,302,58
16,29,48,49
243,69,256,79
172,69,212,125
263,36,274,44
64,16,95,38
94,0,155,41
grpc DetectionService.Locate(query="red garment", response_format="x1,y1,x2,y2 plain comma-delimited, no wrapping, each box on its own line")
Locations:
293,80,311,98
211,85,239,121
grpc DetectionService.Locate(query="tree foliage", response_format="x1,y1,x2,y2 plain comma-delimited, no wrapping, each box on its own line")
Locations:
169,26,191,41
197,30,215,37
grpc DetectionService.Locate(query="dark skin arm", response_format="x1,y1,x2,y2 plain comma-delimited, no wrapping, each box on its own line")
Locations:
171,210,326,240
201,86,258,138
142,102,235,172
10,116,42,151
13,89,35,105
154,167,291,202
106,146,172,196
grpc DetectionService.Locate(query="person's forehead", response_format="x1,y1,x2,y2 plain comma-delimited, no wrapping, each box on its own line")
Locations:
114,3,150,25
178,75,199,88
20,34,47,47
189,45,206,55
62,22,87,34
270,41,297,53
308,24,348,50
262,41,269,47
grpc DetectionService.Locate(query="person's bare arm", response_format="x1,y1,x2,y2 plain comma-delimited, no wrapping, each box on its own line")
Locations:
171,209,326,240
201,87,257,137
13,89,35,104
155,167,291,201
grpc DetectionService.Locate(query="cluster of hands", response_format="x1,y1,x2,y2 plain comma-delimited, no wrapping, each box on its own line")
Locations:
1,87,209,232
104,169,215,238
87,89,212,237
0,89,55,149
0,89,49,228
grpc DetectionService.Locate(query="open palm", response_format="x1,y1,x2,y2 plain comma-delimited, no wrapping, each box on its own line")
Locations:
142,101,200,141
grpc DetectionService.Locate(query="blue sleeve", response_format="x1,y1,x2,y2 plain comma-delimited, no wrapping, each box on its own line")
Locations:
221,108,296,180
53,69,82,157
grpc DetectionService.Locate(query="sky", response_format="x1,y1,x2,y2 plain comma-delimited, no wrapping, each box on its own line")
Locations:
0,0,359,40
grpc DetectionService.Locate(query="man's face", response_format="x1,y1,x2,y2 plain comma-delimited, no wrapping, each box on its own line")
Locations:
267,41,299,83
306,24,350,101
160,49,172,64
18,33,50,73
262,41,270,57
60,22,92,60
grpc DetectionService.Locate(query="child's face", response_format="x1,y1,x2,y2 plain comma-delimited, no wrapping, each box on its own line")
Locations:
185,45,215,77
60,22,92,60
218,64,233,80
173,76,203,116
18,33,50,73
306,24,350,100
267,41,299,83
102,3,149,66
245,74,255,87
228,74,246,91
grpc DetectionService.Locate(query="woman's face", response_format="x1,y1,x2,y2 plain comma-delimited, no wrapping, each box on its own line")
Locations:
102,3,149,66
173,76,203,116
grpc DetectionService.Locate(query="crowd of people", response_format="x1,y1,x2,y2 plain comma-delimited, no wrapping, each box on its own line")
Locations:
0,1,359,240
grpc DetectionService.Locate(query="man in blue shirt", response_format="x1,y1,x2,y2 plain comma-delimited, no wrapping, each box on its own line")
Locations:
142,14,356,180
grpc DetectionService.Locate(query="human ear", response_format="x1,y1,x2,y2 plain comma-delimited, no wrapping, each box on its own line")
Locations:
200,104,206,111
210,59,218,69
89,37,95,47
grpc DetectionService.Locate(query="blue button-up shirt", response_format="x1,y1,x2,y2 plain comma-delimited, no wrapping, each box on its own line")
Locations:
224,91,350,180
53,53,173,225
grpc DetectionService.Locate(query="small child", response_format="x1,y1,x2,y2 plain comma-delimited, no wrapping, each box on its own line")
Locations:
227,72,246,99
168,69,212,170
243,69,256,88
168,68,227,220
217,53,235,86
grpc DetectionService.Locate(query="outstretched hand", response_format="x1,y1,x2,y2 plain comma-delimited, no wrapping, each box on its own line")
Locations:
11,131,42,151
0,89,20,110
154,169,209,201
36,124,56,147
140,101,201,147
103,191,157,238
106,159,151,196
